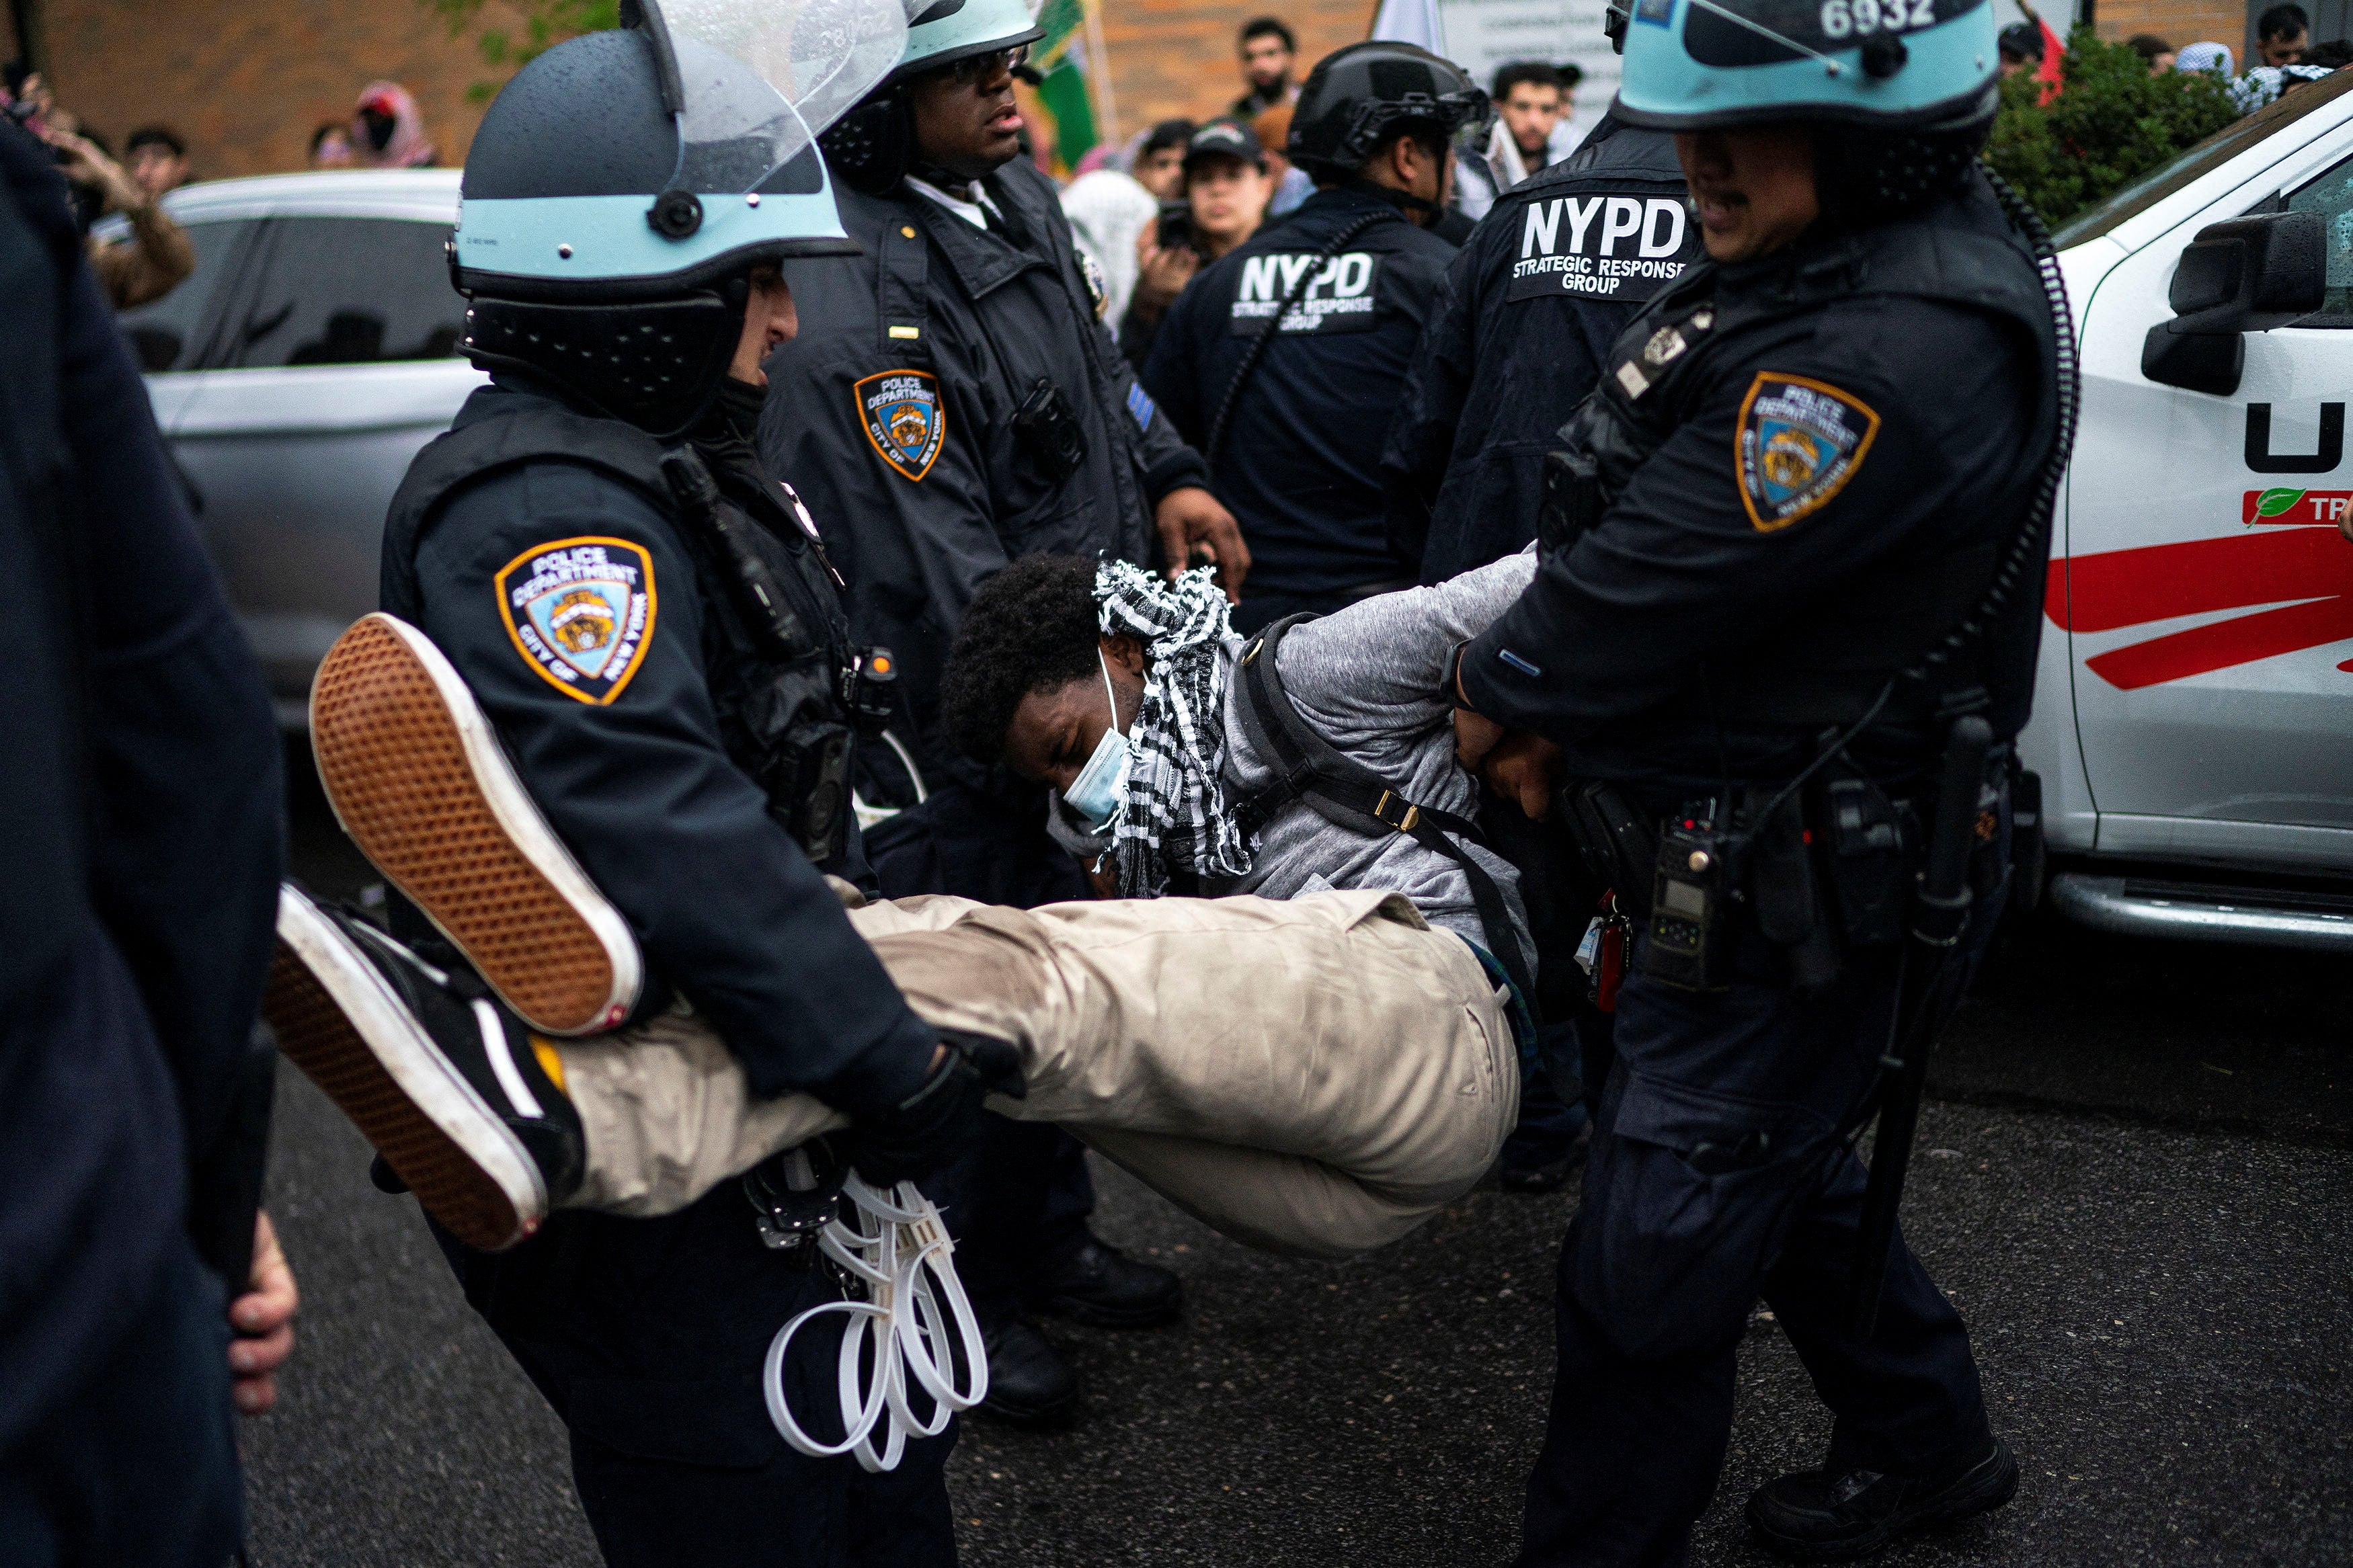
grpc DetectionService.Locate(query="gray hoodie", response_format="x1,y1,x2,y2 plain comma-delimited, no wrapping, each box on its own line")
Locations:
1218,548,1540,966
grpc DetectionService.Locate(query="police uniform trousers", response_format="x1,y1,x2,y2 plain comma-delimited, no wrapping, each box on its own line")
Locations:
432,1186,957,1568
0,940,246,1568
861,776,1098,1321
1517,858,2007,1568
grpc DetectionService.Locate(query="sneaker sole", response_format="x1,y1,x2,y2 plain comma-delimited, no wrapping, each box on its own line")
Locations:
1747,1440,2020,1563
309,613,640,1036
266,886,547,1253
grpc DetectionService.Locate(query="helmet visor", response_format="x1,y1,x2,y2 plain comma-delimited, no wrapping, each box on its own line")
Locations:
651,0,908,193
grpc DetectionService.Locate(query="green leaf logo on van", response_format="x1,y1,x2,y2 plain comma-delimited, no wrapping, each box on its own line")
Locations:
2254,487,2308,518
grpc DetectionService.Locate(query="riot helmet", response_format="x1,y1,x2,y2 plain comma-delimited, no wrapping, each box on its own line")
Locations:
820,0,1045,194
1612,0,2000,224
1285,41,1492,181
454,0,906,437
1611,0,1998,132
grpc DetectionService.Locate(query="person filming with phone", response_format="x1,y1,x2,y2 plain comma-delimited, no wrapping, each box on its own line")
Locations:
1119,118,1272,371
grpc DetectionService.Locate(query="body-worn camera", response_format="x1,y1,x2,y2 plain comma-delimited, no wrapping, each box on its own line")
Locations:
1012,376,1087,482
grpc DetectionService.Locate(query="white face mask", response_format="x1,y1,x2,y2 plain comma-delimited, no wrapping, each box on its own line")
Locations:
1061,649,1131,831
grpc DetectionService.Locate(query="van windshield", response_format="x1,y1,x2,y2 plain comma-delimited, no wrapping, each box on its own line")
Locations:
2055,69,2353,247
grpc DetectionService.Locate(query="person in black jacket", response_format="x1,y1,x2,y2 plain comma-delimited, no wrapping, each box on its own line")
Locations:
1379,5,1699,1192
262,15,990,1563
1449,2,2060,1556
0,115,292,1566
1382,9,1698,587
1142,40,1492,636
761,0,1226,1422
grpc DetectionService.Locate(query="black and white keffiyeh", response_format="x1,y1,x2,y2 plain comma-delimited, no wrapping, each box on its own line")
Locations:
1095,560,1254,897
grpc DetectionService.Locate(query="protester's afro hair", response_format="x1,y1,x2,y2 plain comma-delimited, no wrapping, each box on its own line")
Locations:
941,554,1103,767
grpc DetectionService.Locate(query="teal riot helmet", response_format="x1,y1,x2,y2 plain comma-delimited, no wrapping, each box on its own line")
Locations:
897,0,1043,79
1611,0,1999,131
819,0,1046,195
452,0,907,436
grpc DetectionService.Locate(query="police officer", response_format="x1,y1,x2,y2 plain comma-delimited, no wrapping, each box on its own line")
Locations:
1447,0,2068,1558
750,0,1213,1423
1380,6,1698,1194
373,7,987,1559
1140,41,1490,636
1382,3,1698,586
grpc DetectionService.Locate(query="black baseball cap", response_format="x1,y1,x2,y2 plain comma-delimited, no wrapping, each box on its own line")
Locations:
1998,22,2045,58
1185,117,1265,170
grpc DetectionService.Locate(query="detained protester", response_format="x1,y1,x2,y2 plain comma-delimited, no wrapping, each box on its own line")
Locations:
1380,0,1697,1190
759,0,1246,1424
263,561,1529,1262
1143,43,1488,636
0,115,290,1565
1447,0,2069,1559
260,8,992,1559
1119,117,1275,373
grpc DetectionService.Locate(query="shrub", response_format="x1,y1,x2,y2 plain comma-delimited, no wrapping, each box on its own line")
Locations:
426,0,619,103
1984,29,2243,229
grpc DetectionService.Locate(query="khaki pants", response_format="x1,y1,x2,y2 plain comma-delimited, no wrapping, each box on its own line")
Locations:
559,890,1519,1260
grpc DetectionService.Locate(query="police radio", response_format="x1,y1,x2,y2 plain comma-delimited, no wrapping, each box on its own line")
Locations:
1642,801,1737,991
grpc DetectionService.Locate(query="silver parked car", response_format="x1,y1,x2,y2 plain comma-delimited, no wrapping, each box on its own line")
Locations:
110,170,478,724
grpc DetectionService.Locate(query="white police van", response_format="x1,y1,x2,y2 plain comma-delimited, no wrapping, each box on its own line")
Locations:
2022,70,2353,950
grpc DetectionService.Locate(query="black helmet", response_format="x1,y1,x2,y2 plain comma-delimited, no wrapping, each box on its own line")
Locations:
1285,41,1492,178
455,0,904,437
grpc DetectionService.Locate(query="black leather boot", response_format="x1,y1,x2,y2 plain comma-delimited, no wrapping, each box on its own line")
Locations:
1747,1434,2018,1561
1025,1235,1183,1328
977,1317,1078,1428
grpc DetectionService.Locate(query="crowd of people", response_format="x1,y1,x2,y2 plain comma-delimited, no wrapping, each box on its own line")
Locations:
0,3,2284,1567
0,69,444,313
1998,1,2353,111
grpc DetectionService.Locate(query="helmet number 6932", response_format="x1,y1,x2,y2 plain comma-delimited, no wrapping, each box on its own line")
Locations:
1821,0,1935,38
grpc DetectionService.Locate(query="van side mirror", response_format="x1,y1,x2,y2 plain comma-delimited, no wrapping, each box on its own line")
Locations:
2141,210,2327,397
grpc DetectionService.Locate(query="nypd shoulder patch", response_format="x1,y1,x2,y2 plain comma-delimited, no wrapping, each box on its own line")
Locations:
855,368,945,482
497,536,657,704
1735,372,1881,533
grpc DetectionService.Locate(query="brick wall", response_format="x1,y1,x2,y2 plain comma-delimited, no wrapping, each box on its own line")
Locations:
29,1,1421,179
1094,1,1379,137
2095,0,2250,52
37,0,522,178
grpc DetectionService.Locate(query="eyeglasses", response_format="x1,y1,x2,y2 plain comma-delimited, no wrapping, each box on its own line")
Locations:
945,44,1029,86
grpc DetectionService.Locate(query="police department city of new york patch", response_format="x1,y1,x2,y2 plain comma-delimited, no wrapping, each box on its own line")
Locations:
497,536,657,705
855,369,945,482
1735,372,1882,533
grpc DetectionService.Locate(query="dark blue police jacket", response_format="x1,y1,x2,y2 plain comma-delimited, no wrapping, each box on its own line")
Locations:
0,120,284,1453
1141,185,1457,600
1382,119,1696,583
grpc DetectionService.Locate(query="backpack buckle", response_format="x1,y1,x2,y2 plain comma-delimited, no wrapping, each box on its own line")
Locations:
1372,790,1421,833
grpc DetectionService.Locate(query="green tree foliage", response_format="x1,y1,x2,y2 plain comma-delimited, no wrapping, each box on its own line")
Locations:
426,0,619,102
1984,29,2243,228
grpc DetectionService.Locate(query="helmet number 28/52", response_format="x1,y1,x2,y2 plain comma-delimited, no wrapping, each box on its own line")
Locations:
1821,0,1936,38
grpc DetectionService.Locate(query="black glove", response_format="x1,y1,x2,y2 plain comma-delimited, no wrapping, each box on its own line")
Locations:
846,1031,1021,1188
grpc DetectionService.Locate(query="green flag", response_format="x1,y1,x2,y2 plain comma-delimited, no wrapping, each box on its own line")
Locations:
1031,0,1098,171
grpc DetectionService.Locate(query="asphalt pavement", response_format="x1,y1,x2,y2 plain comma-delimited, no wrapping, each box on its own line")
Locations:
249,751,2352,1567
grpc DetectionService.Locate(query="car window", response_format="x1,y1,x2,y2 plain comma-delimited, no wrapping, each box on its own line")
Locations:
2286,151,2353,325
230,216,465,369
2055,69,2353,249
114,218,258,372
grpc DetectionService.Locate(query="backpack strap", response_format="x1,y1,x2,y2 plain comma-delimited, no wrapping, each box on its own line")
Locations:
1226,614,1536,1003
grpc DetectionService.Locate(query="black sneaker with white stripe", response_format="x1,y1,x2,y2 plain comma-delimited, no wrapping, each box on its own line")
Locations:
266,883,584,1251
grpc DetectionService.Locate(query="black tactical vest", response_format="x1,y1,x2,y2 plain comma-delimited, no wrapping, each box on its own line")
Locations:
1542,173,2060,733
383,400,861,868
